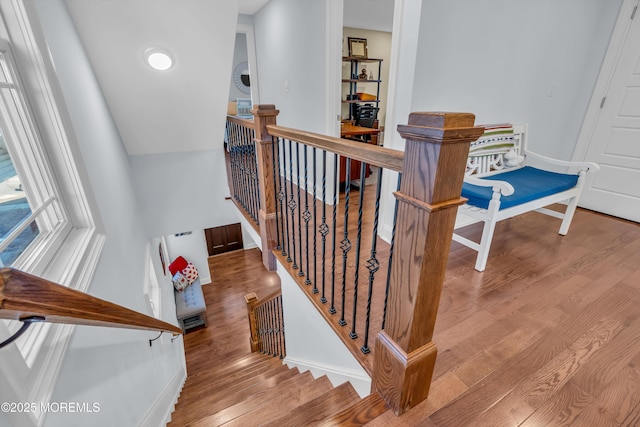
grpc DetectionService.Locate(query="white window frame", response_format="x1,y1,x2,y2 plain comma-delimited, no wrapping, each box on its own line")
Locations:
0,1,105,426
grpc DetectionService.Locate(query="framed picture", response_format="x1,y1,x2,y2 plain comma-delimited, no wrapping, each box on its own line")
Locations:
348,37,368,58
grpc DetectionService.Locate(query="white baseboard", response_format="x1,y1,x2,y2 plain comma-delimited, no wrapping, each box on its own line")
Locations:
284,356,371,398
138,367,186,427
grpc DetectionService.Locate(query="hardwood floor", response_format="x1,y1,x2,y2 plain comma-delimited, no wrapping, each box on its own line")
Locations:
170,203,640,426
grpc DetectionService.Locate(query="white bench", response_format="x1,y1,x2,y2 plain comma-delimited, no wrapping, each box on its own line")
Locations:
453,124,599,272
174,277,207,332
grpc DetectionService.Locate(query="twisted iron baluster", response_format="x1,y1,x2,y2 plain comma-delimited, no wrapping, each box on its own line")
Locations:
320,150,328,303
288,139,298,269
349,163,367,339
282,139,292,261
312,147,318,294
329,154,338,315
382,172,403,330
296,142,304,277
303,145,311,284
250,132,260,224
362,167,384,353
339,159,352,327
271,136,281,250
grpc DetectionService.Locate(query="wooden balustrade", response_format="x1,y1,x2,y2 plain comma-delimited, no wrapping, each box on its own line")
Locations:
0,267,182,338
233,105,482,416
245,289,285,357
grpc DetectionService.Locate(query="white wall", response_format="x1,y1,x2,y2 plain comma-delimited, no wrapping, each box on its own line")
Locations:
33,1,185,425
165,231,212,284
128,149,238,239
410,0,622,160
253,0,328,134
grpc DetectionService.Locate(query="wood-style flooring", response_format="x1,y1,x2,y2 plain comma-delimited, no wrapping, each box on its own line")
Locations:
170,199,640,426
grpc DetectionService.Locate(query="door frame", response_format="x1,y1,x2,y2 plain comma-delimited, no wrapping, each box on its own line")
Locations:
237,23,260,105
573,0,639,161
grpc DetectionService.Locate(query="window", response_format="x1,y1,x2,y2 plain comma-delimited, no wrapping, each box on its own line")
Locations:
0,2,105,424
0,41,69,270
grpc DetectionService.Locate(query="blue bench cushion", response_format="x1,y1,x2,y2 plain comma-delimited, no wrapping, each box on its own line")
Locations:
462,166,579,210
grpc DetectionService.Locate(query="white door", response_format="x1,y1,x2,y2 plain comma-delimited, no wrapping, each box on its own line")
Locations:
575,0,640,223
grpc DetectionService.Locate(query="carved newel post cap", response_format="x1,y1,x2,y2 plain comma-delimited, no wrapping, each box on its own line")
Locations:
251,104,280,117
407,111,476,128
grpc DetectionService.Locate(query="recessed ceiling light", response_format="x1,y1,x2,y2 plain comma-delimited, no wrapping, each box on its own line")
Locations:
144,48,174,71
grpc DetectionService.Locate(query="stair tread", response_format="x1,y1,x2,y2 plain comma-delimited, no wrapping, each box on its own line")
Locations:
179,365,298,413
220,374,335,427
182,353,279,390
170,365,299,426
185,357,282,389
188,371,323,426
263,381,361,427
319,393,389,426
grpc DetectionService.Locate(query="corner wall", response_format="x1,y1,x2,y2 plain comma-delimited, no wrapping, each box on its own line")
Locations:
410,0,622,159
33,1,185,425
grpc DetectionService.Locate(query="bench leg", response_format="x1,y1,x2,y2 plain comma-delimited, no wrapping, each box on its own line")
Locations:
475,217,498,272
559,196,579,235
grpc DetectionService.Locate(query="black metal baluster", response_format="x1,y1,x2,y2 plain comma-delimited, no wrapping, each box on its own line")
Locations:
250,133,260,223
229,123,240,202
281,139,291,259
239,134,249,213
362,167,384,354
329,154,338,314
265,301,272,355
279,295,287,358
288,139,298,269
339,158,352,327
312,147,318,294
257,305,263,353
248,128,258,222
277,296,284,358
296,143,304,277
269,298,278,357
229,123,239,202
262,304,268,354
271,136,282,250
319,151,328,303
382,172,403,330
303,145,311,285
349,162,367,339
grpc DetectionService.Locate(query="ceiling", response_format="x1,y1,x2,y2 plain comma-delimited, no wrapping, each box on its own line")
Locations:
239,0,270,15
62,0,392,156
64,0,240,156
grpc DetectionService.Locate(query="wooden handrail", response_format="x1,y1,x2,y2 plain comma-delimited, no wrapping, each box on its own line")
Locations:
226,114,255,128
0,268,182,336
267,124,404,172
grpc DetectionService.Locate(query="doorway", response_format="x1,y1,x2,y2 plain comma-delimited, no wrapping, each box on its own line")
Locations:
205,223,244,256
574,0,640,222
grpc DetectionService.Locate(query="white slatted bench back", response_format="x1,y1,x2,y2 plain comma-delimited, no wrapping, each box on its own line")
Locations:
465,123,527,178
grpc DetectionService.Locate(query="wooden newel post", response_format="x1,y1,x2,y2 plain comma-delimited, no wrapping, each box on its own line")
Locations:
244,292,260,352
373,112,484,415
251,104,280,271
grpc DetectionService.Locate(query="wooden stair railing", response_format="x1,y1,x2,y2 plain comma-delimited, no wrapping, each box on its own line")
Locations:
224,114,262,235
237,105,483,416
0,267,182,346
245,289,285,358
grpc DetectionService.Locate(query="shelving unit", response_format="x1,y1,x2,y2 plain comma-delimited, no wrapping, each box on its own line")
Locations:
342,57,383,121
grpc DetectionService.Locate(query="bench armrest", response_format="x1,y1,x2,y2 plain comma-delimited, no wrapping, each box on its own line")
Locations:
464,176,515,196
525,150,600,174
